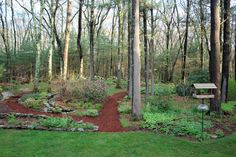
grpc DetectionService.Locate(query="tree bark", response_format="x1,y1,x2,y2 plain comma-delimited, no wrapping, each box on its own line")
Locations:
143,6,149,98
131,0,141,119
48,0,56,83
77,0,84,78
181,0,190,83
89,0,95,80
221,0,231,103
199,0,205,70
62,0,72,81
150,5,154,95
128,0,132,97
116,0,123,88
210,0,221,113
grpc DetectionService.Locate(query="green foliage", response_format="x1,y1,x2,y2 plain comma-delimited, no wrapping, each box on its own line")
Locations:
142,111,213,139
23,98,43,110
215,129,225,138
145,96,171,112
141,83,175,96
20,92,48,102
20,92,47,110
142,112,176,129
0,64,4,78
7,114,19,125
221,101,236,114
118,102,131,114
39,117,94,129
120,117,131,128
187,69,209,83
40,117,72,128
228,80,236,101
77,109,99,117
176,83,193,96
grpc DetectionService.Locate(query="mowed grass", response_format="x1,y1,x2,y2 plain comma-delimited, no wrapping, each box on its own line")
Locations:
0,130,236,157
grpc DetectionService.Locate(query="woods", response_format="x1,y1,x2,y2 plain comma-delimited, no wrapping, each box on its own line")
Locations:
0,0,236,116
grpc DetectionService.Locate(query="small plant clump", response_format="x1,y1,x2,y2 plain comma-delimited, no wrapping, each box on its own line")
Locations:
118,102,131,114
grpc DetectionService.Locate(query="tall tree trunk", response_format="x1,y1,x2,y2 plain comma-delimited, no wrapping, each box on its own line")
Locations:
235,14,236,81
131,0,141,119
10,0,16,55
199,0,204,70
31,0,44,92
181,0,190,83
150,5,154,95
89,0,95,80
110,8,116,76
143,6,149,99
116,0,123,88
62,0,72,81
77,0,84,78
48,0,56,83
210,0,221,113
128,0,132,97
221,0,231,103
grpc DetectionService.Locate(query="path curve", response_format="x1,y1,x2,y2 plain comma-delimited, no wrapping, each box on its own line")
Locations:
0,92,128,132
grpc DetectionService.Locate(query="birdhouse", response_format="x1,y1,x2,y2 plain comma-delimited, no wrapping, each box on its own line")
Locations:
192,83,217,103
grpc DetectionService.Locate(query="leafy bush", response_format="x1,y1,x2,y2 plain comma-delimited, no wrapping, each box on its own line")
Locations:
142,112,176,129
118,102,131,114
228,80,236,101
20,92,48,102
187,69,209,83
153,83,176,96
20,92,47,110
145,96,171,112
142,111,212,139
23,97,43,110
65,80,107,103
176,83,193,96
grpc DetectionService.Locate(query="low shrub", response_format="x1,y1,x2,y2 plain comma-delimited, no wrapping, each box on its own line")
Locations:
65,80,107,103
20,92,47,110
23,97,43,110
142,112,176,129
153,83,176,96
145,96,171,112
118,102,131,114
228,80,236,101
176,83,193,96
40,117,95,129
142,111,212,139
40,117,73,128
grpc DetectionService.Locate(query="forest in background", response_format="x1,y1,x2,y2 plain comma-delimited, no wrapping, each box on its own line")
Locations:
0,0,236,116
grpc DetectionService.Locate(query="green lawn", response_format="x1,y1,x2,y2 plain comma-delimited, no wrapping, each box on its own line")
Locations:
0,130,235,157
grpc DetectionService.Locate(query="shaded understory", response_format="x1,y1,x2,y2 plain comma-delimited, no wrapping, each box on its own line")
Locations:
0,130,236,157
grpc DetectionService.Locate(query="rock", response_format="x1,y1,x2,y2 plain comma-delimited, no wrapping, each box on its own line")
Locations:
210,134,218,139
77,128,84,132
1,91,14,100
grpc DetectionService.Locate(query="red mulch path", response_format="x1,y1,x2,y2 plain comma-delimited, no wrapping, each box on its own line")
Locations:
0,92,128,132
